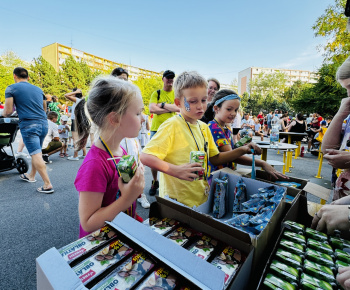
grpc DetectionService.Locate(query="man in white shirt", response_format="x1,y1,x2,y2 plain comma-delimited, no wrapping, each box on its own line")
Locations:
42,112,62,163
240,113,254,137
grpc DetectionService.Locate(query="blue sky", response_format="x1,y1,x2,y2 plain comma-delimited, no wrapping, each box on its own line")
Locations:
0,0,335,84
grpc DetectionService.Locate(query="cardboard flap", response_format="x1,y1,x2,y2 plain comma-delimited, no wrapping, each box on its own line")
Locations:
36,248,87,290
109,213,225,290
303,182,331,201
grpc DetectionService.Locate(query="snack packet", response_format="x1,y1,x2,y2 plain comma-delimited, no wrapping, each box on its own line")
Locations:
212,174,228,218
263,273,297,290
166,226,197,247
117,155,137,183
135,267,177,290
73,239,133,286
300,273,334,290
305,228,328,243
150,218,179,235
189,151,205,180
283,221,305,234
307,239,333,256
232,178,247,212
235,135,252,147
91,251,155,290
279,239,305,256
305,249,335,269
303,259,335,285
58,225,117,265
143,217,160,227
330,237,350,251
275,248,303,269
188,234,218,260
211,246,243,288
269,259,299,285
335,249,350,264
283,231,306,245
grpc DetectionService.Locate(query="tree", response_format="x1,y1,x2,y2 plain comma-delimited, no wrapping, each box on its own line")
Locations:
313,0,350,62
0,51,28,102
248,71,288,101
133,75,163,115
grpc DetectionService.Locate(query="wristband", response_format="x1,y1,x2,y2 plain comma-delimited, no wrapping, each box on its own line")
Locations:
160,102,165,109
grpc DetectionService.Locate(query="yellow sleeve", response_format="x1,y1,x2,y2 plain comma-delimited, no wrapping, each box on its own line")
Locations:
149,90,159,104
142,120,173,160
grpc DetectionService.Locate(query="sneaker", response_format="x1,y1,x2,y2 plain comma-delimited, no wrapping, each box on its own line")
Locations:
42,154,52,164
78,155,86,159
67,156,79,161
149,180,159,196
137,194,150,209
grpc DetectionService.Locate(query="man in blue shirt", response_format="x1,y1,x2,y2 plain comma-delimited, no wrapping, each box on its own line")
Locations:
4,67,54,194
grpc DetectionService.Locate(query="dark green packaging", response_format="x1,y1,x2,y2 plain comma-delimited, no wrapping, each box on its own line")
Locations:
335,249,350,264
330,236,350,251
275,248,303,269
336,259,350,269
300,273,334,290
283,231,306,245
305,228,328,243
307,239,334,256
117,155,137,183
303,259,335,284
269,259,299,284
305,249,334,269
283,220,305,234
263,273,297,290
279,239,305,256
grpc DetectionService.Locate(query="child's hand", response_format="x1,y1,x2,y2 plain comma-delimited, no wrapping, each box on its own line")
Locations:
174,163,204,181
118,165,145,204
245,143,262,155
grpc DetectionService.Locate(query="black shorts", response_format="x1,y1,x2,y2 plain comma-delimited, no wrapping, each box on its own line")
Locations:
71,120,76,132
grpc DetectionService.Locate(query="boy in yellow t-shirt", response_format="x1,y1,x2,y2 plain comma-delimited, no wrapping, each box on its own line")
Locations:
141,71,261,207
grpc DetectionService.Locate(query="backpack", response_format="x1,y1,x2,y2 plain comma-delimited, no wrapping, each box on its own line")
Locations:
157,89,161,102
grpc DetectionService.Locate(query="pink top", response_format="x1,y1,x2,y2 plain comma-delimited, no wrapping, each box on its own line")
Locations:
74,144,136,238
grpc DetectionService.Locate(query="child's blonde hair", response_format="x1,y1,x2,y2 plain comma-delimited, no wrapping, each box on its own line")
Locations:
174,71,208,99
75,76,140,150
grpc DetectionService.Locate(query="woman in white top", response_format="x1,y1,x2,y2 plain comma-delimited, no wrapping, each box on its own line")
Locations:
64,88,87,160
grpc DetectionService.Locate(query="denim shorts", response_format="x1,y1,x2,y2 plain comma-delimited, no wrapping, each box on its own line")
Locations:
20,121,48,155
150,130,157,140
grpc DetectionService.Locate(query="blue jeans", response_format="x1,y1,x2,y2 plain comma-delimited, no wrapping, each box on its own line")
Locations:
20,121,48,155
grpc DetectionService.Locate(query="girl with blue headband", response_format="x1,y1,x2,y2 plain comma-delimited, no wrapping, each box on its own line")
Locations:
204,89,286,183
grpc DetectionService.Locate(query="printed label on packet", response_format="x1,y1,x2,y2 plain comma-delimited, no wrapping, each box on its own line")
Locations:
150,218,179,235
135,267,177,290
73,239,133,285
58,225,117,264
189,234,218,260
91,251,155,290
189,151,205,180
117,155,137,183
166,226,197,246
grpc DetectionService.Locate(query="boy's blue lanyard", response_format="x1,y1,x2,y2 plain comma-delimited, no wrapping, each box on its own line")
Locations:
178,115,208,180
99,136,134,217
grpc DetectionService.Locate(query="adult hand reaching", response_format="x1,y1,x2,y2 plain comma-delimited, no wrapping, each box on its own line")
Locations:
337,266,350,290
310,205,350,235
324,149,350,169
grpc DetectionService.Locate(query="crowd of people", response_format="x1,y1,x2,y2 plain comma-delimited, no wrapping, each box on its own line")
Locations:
4,56,350,288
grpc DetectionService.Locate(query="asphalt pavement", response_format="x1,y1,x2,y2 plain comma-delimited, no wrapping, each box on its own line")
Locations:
0,135,333,289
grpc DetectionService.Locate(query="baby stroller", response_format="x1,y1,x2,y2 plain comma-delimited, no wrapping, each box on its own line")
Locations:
0,117,29,174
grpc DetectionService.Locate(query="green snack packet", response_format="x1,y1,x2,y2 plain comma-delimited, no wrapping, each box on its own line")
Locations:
307,239,334,256
303,259,335,284
235,135,252,147
275,248,303,269
263,273,297,290
189,151,205,180
305,249,334,268
117,155,137,183
335,249,350,264
330,237,350,251
300,273,334,290
305,228,328,242
279,239,305,256
283,231,306,245
336,259,350,269
283,221,305,234
269,260,299,284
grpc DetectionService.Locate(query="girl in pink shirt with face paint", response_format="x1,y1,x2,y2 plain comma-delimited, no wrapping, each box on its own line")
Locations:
74,76,145,237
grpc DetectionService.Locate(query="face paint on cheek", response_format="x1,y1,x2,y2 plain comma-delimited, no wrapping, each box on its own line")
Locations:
184,97,191,112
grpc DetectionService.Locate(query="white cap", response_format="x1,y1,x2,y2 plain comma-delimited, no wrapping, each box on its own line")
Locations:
61,115,68,121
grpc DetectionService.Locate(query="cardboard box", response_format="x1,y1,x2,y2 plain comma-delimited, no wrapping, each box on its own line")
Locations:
163,171,287,272
151,196,254,290
37,212,247,290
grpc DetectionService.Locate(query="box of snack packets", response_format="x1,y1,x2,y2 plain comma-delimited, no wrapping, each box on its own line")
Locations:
37,212,232,290
148,197,254,290
161,171,287,277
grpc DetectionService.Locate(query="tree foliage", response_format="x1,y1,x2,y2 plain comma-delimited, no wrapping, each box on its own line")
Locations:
313,0,350,62
133,75,163,115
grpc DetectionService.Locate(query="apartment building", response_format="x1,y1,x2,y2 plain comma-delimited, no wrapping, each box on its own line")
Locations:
42,43,162,81
238,67,318,95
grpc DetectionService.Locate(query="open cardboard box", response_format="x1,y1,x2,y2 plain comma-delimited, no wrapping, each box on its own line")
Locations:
150,197,254,290
37,212,248,290
163,170,287,274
